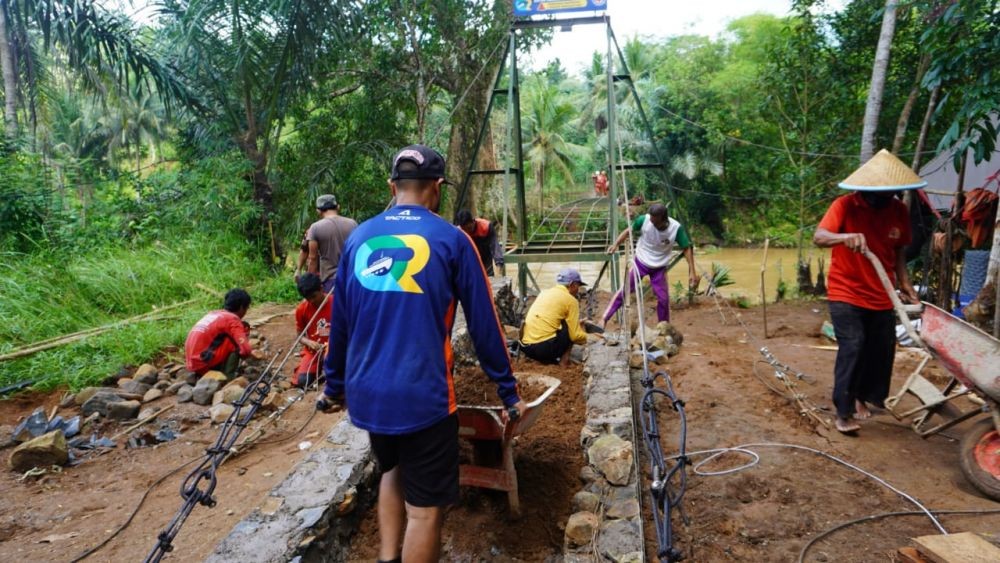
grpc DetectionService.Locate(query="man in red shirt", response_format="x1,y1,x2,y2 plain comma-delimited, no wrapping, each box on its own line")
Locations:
184,288,264,378
814,150,923,434
292,273,331,388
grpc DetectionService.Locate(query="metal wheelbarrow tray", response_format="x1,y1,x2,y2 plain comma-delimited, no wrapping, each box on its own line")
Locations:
886,302,1000,501
456,373,561,518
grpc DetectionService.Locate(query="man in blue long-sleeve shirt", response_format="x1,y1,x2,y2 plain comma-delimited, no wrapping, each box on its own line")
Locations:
320,144,525,563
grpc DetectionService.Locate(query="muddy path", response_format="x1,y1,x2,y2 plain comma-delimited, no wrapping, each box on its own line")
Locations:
645,298,1000,562
0,307,340,562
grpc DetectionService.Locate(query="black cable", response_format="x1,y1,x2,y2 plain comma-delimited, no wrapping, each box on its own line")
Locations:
797,508,1000,563
639,368,688,562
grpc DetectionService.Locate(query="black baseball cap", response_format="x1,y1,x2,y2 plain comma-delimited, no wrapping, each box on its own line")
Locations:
391,144,451,184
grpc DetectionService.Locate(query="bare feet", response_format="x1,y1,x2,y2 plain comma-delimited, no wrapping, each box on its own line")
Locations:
835,417,861,434
854,400,873,420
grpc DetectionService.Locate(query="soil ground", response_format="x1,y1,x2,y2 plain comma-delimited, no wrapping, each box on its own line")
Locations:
0,306,341,562
3,295,1000,562
644,296,1000,562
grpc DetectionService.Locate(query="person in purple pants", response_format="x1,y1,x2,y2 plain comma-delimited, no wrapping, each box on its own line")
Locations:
602,203,699,326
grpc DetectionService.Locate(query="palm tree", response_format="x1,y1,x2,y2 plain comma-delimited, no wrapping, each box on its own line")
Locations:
0,0,194,140
522,75,587,211
155,0,361,265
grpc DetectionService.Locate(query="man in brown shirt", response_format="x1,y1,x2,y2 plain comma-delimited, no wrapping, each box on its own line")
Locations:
307,194,358,292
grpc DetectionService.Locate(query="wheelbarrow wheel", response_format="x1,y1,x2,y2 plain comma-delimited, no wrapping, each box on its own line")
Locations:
959,418,1000,502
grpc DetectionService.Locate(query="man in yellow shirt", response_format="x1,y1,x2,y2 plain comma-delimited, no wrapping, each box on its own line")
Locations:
521,268,589,366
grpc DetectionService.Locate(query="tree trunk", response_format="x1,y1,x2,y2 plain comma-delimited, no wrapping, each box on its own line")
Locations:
910,85,940,172
860,0,898,163
0,7,18,139
891,54,930,155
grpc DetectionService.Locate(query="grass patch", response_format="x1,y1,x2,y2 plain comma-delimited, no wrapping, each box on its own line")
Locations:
0,234,296,391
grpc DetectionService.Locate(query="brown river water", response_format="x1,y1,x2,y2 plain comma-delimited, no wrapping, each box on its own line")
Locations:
514,246,830,304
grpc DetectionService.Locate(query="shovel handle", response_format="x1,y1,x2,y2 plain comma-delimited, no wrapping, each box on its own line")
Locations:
862,250,925,349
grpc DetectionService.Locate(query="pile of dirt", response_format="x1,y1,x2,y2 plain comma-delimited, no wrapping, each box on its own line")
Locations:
347,360,587,560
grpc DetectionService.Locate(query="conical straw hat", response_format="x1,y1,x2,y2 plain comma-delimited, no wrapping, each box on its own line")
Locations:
838,149,927,191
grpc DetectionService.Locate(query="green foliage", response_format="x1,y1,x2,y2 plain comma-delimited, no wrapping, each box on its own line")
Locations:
0,231,290,390
0,151,52,252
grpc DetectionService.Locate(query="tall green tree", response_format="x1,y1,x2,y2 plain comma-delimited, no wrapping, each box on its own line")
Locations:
522,75,586,210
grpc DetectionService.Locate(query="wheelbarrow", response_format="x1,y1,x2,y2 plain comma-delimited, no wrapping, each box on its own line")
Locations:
457,373,561,518
863,251,1000,501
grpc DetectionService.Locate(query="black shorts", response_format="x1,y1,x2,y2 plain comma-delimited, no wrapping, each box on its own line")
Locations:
521,320,572,364
368,414,459,508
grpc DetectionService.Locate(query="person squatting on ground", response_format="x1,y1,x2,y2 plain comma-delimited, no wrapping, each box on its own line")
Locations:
602,203,699,326
291,273,331,389
813,149,922,434
306,193,358,293
520,268,590,366
454,209,505,276
184,288,264,378
318,144,526,563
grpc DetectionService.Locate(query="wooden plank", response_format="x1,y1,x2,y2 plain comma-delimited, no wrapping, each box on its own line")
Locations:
913,532,1000,563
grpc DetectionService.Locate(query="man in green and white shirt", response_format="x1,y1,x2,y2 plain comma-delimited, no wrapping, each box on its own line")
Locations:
603,203,699,324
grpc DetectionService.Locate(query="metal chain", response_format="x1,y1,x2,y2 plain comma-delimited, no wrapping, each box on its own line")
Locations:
145,288,334,562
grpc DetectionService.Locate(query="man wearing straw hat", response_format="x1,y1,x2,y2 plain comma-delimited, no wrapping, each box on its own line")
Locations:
814,149,923,434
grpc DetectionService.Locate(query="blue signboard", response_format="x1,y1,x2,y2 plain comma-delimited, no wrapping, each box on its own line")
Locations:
513,0,608,17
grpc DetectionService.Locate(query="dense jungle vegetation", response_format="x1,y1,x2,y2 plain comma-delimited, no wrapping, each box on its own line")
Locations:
1,0,998,388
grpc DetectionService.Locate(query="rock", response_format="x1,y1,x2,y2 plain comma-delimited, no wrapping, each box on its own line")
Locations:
143,388,164,403
176,385,194,404
597,519,641,560
615,552,642,563
450,327,478,367
213,385,245,406
504,325,521,341
59,393,76,408
183,371,199,386
157,370,173,382
628,354,644,369
222,376,249,391
655,321,683,346
572,491,600,513
579,425,600,448
81,392,125,417
138,407,158,420
605,498,640,520
133,364,159,384
74,387,104,405
165,381,188,396
580,465,601,484
663,343,680,358
564,511,599,547
12,408,48,442
107,400,141,420
336,487,357,515
201,371,229,383
8,431,68,472
193,378,223,405
167,364,185,375
210,403,235,424
154,380,171,391
118,379,152,396
260,390,286,411
587,434,634,486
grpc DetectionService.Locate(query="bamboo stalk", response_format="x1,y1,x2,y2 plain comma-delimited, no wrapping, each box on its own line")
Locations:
760,238,770,339
864,250,924,349
0,297,203,362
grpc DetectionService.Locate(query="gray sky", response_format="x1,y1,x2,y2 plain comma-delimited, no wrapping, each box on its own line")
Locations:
523,0,844,74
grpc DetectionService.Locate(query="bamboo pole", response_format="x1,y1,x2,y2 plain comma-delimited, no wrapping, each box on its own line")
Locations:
760,238,770,339
0,297,203,362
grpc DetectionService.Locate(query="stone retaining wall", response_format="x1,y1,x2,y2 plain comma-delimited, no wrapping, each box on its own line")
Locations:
563,342,643,562
208,418,375,563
